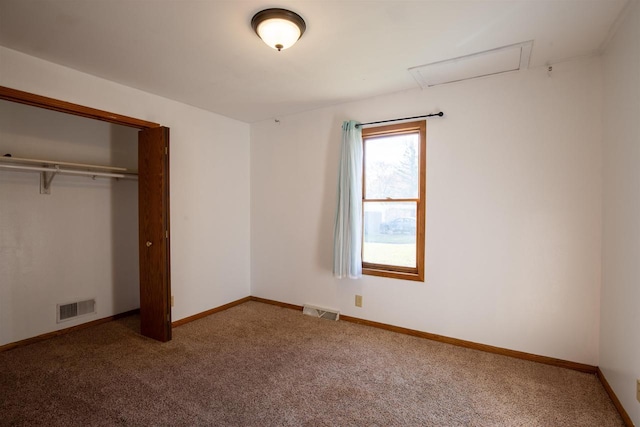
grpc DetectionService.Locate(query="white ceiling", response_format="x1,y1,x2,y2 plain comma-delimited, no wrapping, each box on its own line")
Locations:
0,0,628,123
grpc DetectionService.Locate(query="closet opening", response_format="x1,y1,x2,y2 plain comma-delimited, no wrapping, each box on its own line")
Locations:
0,86,171,344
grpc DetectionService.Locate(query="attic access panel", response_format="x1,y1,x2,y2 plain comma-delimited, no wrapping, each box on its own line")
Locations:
409,40,533,88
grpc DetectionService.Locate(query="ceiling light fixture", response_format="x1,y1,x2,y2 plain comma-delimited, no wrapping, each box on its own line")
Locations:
251,8,306,51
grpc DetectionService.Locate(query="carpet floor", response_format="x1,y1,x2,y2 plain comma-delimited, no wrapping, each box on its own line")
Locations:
0,301,624,426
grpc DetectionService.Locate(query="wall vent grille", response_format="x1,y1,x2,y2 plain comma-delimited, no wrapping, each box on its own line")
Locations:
57,299,96,323
302,304,340,321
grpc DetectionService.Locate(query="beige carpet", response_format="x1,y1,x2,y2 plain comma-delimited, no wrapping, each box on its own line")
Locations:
0,301,623,426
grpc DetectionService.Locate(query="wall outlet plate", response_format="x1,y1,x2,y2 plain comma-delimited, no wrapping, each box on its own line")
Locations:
355,295,362,308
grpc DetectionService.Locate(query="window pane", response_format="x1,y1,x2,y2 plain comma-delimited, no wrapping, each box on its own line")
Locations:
364,133,419,200
363,202,417,268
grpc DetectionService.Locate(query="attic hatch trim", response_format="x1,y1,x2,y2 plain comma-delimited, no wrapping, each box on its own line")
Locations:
409,40,534,88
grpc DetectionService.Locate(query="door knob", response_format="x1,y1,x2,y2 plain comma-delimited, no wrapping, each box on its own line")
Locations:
146,241,153,247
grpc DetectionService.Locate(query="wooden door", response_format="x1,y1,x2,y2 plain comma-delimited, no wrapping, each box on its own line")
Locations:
138,126,171,342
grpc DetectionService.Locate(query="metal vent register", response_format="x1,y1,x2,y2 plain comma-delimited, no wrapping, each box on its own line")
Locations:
302,304,340,321
57,299,96,323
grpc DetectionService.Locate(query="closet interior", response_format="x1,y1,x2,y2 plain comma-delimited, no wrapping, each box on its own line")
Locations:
0,99,140,346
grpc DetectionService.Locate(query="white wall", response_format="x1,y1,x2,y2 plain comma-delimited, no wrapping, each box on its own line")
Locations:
601,0,640,424
0,100,139,345
251,57,603,365
0,46,251,342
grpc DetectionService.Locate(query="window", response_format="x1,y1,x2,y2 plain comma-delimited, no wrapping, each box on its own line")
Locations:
362,120,426,281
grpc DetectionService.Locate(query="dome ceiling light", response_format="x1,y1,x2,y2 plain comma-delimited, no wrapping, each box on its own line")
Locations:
251,8,306,51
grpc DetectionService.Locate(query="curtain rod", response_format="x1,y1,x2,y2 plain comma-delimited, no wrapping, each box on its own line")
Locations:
355,112,444,128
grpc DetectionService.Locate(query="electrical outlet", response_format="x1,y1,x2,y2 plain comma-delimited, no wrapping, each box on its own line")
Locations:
171,296,174,307
637,379,640,403
355,295,362,308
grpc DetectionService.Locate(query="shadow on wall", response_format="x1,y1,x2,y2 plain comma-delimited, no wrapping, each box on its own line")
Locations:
316,117,344,272
109,124,140,322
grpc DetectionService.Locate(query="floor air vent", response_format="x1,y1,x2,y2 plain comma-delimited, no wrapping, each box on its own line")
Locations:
57,299,96,323
302,304,340,321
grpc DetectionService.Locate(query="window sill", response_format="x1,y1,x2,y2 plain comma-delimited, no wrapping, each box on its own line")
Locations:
362,267,424,282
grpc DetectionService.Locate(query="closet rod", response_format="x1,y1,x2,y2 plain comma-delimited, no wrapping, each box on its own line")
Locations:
1,155,131,172
0,163,137,179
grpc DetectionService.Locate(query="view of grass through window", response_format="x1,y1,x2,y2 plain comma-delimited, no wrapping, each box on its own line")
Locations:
363,202,417,267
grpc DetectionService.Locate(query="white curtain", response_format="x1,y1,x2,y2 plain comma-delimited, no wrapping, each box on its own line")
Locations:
333,120,363,279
